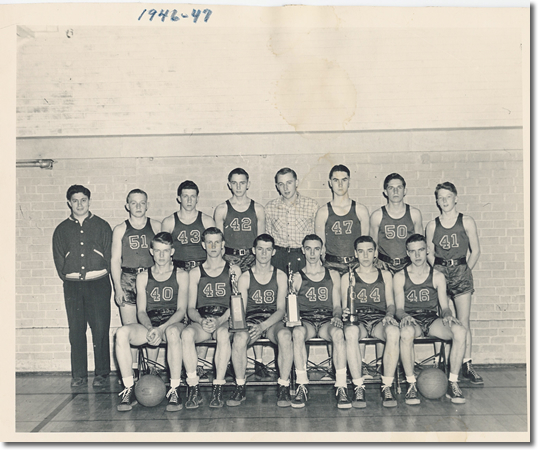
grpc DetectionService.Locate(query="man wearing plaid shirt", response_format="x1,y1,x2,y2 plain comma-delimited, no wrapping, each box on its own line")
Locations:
265,168,318,274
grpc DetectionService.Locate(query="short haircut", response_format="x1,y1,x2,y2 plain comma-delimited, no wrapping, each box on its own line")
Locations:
406,233,426,248
354,235,377,251
177,180,199,197
253,233,275,248
274,167,297,184
126,188,148,203
202,227,224,242
302,234,323,247
329,164,350,179
383,173,406,190
66,185,91,201
435,181,458,199
151,231,174,248
228,168,249,182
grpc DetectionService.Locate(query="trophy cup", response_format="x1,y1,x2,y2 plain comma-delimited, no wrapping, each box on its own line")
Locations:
229,272,248,332
346,266,358,324
286,263,302,327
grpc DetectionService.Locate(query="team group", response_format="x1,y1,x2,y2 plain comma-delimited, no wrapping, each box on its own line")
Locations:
51,165,482,413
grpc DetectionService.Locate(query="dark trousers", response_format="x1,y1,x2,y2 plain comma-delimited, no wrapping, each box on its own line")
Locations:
63,276,112,379
271,247,306,275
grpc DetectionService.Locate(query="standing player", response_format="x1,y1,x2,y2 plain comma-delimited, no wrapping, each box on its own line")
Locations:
111,189,161,380
289,234,351,409
115,232,189,412
341,236,400,408
394,234,468,404
315,164,370,275
370,173,423,274
181,228,242,409
425,182,482,384
226,234,293,407
265,168,318,274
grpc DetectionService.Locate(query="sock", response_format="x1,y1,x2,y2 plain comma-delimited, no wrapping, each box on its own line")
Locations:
449,373,459,383
236,378,246,386
213,379,226,386
353,378,364,387
381,376,394,387
170,378,180,389
186,371,199,386
463,358,471,364
335,368,347,388
277,378,290,387
122,376,134,389
406,375,417,384
295,369,309,386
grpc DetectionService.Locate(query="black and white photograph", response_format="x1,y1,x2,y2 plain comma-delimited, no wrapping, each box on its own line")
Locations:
3,0,530,442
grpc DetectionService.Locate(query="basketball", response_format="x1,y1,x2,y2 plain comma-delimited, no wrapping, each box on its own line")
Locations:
134,374,167,407
416,368,448,400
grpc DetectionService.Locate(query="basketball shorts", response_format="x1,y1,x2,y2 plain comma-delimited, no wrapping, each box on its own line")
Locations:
148,308,176,328
246,310,274,338
301,309,333,333
323,258,358,276
223,252,256,273
356,308,386,337
375,258,410,275
198,305,228,319
434,263,474,298
120,271,137,305
408,310,439,337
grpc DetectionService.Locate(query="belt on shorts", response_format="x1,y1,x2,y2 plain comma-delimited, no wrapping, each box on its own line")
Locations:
325,254,356,264
224,247,251,256
121,267,148,274
377,253,410,266
174,260,203,270
434,257,466,267
275,245,302,253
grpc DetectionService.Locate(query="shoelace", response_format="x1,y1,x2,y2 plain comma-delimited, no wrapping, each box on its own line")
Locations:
382,385,394,399
118,387,132,400
297,385,308,401
407,383,417,396
466,363,480,378
354,385,364,399
336,387,348,400
166,387,178,401
451,382,463,396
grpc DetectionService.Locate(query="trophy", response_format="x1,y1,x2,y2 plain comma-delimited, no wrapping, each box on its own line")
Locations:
229,272,248,332
346,266,358,324
286,263,302,327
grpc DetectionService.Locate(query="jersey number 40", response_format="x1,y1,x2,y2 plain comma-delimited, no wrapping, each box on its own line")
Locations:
150,286,174,302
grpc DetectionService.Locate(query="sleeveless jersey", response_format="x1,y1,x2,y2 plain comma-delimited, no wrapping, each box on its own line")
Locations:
196,262,232,310
352,269,387,313
145,267,179,326
432,213,469,260
378,204,415,260
403,266,438,313
297,268,334,314
246,267,278,314
223,200,258,250
171,211,206,262
121,218,156,269
325,200,362,257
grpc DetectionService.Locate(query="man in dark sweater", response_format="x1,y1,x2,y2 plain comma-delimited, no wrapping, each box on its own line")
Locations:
52,185,113,387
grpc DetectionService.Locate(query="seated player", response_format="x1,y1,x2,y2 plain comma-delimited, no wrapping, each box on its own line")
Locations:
115,232,188,412
227,234,292,407
181,227,242,409
341,236,400,408
289,234,351,409
394,234,468,404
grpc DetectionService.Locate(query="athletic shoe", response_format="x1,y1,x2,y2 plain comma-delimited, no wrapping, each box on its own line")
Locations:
197,365,210,383
185,385,203,409
254,361,272,381
70,377,87,387
446,381,466,404
165,386,182,412
276,384,291,408
117,386,137,411
352,385,366,408
336,387,352,409
381,385,397,408
462,360,484,385
405,382,421,405
209,384,224,408
226,384,246,407
291,384,308,408
92,374,108,387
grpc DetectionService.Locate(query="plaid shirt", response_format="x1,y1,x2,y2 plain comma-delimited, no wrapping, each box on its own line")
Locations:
265,193,318,248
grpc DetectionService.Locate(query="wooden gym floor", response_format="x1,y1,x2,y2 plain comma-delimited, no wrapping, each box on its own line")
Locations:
16,365,527,434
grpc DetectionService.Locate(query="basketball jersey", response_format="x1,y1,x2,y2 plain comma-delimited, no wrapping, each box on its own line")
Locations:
297,268,334,313
403,266,438,312
121,218,155,269
352,269,387,313
171,211,206,262
325,200,362,257
378,204,415,260
196,262,232,310
246,267,278,314
223,200,258,250
432,213,469,260
145,267,179,326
